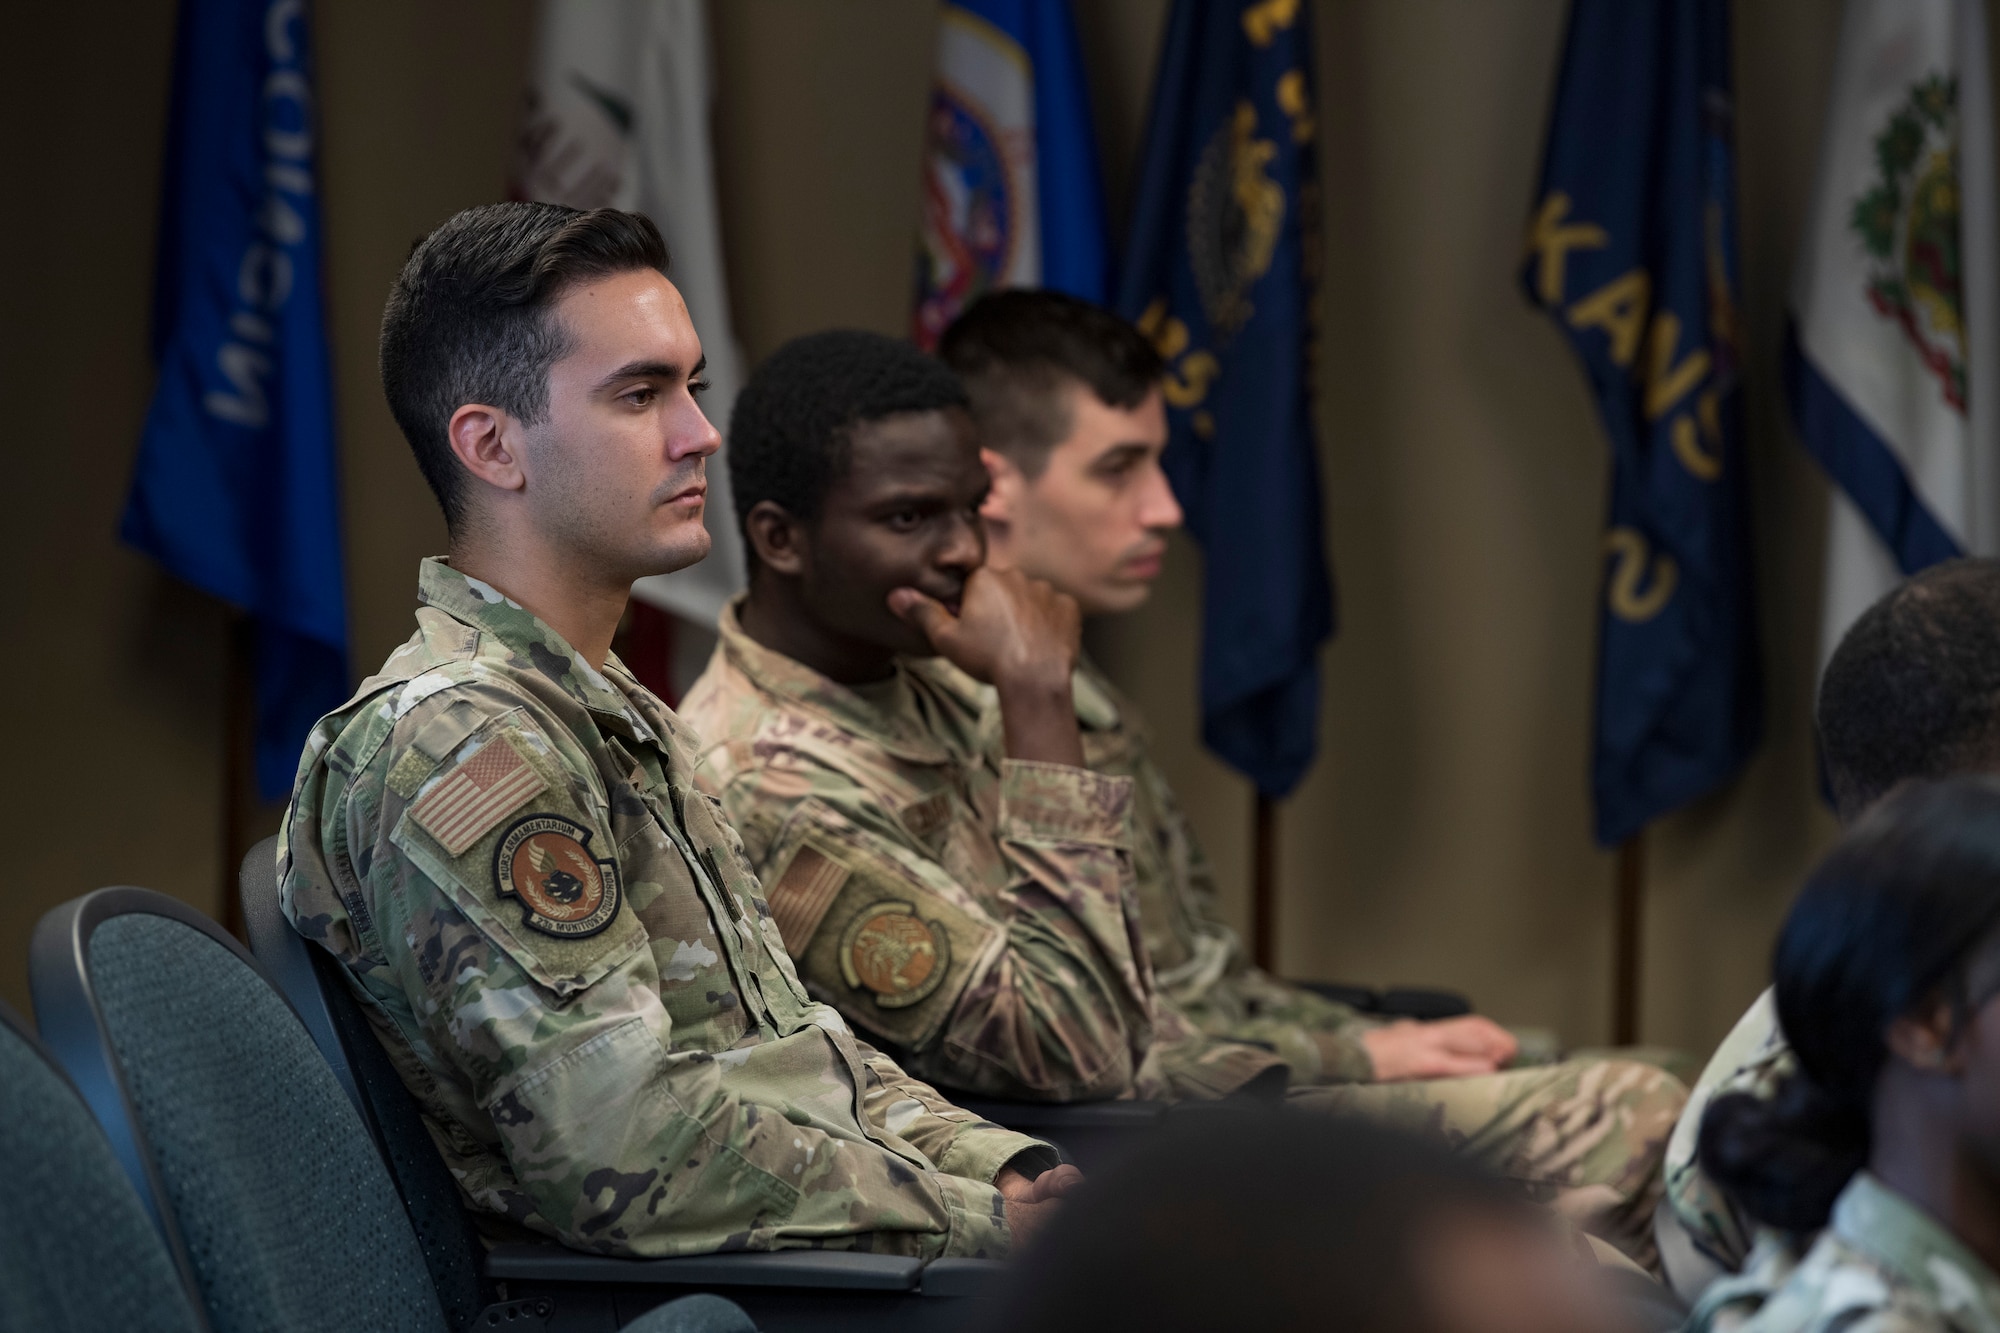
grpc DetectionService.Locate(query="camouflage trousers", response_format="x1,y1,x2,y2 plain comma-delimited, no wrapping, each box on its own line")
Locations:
1292,1058,1687,1273
1179,968,1384,1084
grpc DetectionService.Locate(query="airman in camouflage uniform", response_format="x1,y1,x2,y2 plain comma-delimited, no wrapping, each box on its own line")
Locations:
916,653,1686,1262
1685,1172,2000,1333
281,559,1058,1259
680,603,1286,1104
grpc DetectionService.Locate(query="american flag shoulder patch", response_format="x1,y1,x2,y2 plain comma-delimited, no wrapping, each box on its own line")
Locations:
768,843,851,956
409,734,549,856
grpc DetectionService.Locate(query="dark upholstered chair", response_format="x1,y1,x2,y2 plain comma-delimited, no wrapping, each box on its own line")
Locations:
236,837,1002,1333
29,885,758,1333
0,995,207,1333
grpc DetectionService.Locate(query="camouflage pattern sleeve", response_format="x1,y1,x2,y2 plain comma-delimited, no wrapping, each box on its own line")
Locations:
849,1039,1064,1182
293,700,1011,1259
718,757,1156,1102
1660,988,1798,1297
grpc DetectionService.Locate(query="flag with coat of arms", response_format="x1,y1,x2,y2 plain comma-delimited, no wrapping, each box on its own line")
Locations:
913,0,1109,347
1791,0,2000,669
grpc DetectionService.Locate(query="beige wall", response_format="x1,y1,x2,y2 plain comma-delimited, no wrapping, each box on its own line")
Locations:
0,0,1862,1052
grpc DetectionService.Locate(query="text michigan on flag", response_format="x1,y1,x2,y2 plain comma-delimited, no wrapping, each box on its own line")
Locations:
1523,0,1761,845
121,0,348,799
1118,0,1332,799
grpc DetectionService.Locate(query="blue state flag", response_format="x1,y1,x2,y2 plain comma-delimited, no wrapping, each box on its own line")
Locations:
1117,0,1332,799
1523,0,1761,845
122,0,347,799
915,0,1109,346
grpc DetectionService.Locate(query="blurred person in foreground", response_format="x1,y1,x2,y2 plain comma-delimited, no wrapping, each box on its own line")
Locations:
1686,776,2000,1333
980,1108,1652,1333
280,202,1080,1261
681,322,1684,1271
1658,557,2000,1298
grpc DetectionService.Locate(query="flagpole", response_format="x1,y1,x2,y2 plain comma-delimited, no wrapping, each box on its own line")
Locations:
1252,793,1277,972
1612,831,1644,1045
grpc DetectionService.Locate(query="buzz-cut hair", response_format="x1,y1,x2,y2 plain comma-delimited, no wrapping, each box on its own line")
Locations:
379,202,670,531
1819,557,2000,819
728,329,968,567
937,289,1164,478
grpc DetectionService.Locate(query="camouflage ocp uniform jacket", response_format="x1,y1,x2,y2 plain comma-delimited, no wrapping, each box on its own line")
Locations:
931,656,1382,1085
680,603,1285,1104
1688,1173,2000,1333
281,559,1054,1260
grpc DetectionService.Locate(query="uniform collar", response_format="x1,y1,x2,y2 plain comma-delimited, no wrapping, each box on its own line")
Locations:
1833,1173,2000,1331
417,557,660,745
716,599,951,764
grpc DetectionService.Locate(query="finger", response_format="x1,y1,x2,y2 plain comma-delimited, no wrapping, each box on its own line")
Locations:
887,587,956,644
1416,1053,1504,1080
1030,1164,1085,1202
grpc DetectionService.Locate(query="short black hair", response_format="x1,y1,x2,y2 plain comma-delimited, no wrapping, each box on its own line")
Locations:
1819,557,2000,819
379,202,669,530
938,289,1164,477
728,329,968,555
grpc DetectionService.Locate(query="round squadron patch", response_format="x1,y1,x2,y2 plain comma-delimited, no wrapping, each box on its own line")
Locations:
493,815,621,938
838,901,949,1009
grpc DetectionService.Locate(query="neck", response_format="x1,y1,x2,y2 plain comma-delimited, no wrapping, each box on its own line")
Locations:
1872,1067,2000,1277
449,530,630,671
738,577,895,685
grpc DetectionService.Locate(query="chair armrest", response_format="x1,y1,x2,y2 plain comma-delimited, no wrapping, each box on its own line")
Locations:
483,1242,923,1290
1292,981,1473,1020
1378,987,1472,1021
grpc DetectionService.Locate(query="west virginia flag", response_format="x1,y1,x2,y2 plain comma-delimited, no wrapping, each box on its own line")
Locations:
1118,0,1331,799
1523,0,1761,845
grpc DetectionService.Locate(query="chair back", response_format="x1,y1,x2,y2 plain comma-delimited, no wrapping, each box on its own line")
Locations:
0,997,206,1333
239,835,490,1330
30,886,448,1333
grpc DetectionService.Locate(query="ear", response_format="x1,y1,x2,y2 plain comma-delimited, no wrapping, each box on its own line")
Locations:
447,403,527,494
1888,995,1968,1075
980,447,1024,527
744,499,809,577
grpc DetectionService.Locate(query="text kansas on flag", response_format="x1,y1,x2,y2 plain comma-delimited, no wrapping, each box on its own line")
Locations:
1119,0,1331,799
1524,0,1761,845
123,0,348,799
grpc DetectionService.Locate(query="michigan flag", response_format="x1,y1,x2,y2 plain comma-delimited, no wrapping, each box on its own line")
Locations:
914,0,1108,348
122,0,346,799
1523,0,1761,846
1117,0,1332,799
1792,0,1999,671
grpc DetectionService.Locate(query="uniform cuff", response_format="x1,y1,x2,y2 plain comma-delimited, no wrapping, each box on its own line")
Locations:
936,1124,1061,1185
932,1171,1013,1259
998,760,1133,847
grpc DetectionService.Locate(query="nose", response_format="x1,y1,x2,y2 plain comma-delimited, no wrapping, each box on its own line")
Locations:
936,509,985,574
1139,462,1184,531
668,396,722,462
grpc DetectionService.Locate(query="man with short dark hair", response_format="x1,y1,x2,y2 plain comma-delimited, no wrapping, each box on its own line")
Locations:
282,202,1075,1261
683,319,1684,1271
681,328,1285,1104
941,288,1531,1085
1658,556,2000,1296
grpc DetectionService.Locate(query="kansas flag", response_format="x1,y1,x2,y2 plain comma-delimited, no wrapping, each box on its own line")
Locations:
1523,0,1760,845
122,0,347,799
1118,0,1332,799
914,0,1108,347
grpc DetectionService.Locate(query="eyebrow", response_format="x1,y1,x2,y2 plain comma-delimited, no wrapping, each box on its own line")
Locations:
593,354,706,391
